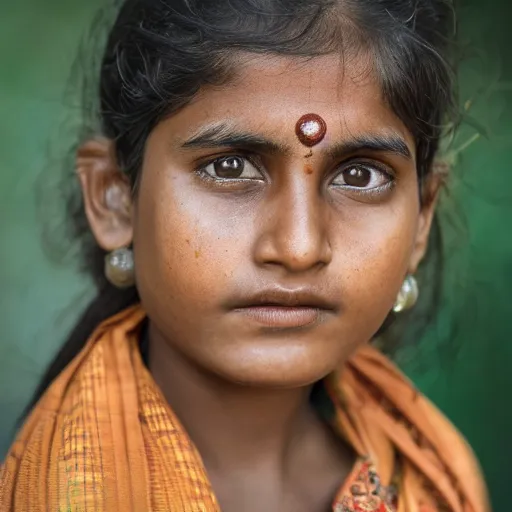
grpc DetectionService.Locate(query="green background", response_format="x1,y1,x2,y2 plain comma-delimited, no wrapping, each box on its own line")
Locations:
0,1,510,509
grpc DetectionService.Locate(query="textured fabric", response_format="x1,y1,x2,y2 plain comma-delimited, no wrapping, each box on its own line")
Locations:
0,306,489,511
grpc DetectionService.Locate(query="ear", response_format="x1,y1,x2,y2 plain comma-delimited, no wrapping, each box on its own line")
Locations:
408,171,444,273
76,138,133,251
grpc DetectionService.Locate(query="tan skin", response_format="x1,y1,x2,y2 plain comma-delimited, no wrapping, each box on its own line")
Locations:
77,54,439,512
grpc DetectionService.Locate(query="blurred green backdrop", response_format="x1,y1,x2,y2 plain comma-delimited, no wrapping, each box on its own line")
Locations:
0,1,510,510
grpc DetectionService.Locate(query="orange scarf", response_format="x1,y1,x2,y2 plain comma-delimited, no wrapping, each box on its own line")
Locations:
0,306,489,511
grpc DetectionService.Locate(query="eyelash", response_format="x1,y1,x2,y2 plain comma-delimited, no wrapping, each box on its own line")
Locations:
194,154,396,195
331,161,396,196
194,154,264,184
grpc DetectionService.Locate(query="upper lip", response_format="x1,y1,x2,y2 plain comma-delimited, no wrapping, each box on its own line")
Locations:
227,287,338,311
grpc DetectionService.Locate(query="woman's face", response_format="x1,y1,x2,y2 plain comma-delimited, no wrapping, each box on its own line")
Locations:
84,55,437,387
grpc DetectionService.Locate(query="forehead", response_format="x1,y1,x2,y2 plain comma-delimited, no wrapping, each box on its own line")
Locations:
172,54,414,148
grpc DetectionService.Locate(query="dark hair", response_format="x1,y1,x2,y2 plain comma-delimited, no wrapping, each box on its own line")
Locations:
28,0,457,413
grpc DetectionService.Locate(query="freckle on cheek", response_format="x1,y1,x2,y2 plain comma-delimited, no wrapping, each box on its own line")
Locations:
304,164,313,175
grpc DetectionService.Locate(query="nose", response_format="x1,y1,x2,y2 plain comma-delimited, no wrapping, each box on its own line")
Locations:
253,176,332,273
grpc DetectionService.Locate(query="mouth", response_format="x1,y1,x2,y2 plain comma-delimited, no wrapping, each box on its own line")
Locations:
228,288,337,329
234,306,323,329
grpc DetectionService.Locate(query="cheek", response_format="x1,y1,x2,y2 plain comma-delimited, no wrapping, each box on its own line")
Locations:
334,202,419,325
133,167,252,309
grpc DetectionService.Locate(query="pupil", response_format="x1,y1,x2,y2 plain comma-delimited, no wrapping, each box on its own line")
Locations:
214,156,244,178
344,167,371,187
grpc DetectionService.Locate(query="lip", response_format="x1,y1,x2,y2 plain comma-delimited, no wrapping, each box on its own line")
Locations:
234,306,322,328
227,287,337,329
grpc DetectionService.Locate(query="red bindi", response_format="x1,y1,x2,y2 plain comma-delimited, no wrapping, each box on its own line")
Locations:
295,113,327,147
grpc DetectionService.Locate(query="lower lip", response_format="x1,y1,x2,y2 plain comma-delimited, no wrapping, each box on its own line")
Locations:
234,306,322,329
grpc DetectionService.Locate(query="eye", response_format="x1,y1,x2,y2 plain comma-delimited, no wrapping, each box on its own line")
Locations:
201,156,263,181
331,163,393,190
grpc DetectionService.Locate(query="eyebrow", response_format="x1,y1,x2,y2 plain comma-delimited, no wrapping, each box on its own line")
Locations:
327,134,412,160
182,123,288,154
182,123,412,160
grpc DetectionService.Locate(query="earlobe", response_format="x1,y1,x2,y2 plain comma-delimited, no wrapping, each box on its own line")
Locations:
76,138,133,251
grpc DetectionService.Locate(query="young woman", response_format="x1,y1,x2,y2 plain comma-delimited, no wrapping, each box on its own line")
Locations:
0,0,490,510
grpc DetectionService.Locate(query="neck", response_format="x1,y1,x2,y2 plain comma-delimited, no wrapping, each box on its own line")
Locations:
147,322,335,475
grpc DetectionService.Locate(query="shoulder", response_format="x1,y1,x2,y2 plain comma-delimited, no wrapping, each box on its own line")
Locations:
338,346,491,511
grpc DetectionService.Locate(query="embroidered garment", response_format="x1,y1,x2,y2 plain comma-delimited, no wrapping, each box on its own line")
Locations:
0,306,489,511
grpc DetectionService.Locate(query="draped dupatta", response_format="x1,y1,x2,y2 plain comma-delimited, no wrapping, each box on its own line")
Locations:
0,306,489,512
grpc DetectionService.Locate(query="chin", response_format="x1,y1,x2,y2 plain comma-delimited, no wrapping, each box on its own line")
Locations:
209,341,346,389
